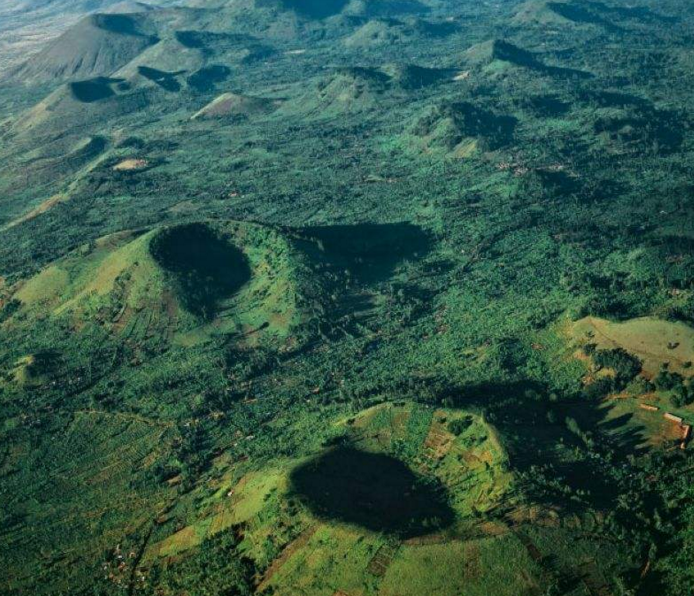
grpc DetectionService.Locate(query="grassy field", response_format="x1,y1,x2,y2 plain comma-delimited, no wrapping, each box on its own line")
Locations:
572,316,694,378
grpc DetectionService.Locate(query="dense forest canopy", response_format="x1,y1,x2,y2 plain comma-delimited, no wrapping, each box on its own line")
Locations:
0,1,693,595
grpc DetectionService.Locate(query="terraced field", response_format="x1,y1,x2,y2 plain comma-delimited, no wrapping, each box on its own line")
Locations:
1,0,694,595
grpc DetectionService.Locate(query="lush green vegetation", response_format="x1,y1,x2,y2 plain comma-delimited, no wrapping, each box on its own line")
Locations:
1,0,694,594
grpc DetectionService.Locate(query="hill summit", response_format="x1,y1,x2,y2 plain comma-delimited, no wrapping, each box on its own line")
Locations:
9,13,159,84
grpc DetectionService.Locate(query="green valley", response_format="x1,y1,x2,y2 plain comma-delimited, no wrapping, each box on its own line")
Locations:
1,1,694,595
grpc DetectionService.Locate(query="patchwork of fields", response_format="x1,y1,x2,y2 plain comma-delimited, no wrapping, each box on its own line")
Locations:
1,0,694,595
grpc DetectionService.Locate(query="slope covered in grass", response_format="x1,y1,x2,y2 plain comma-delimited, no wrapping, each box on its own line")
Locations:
9,13,160,83
2,0,694,594
3,220,323,352
192,92,280,119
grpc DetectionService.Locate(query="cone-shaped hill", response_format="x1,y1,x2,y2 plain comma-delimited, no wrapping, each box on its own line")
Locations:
197,0,427,19
288,63,451,115
291,67,391,115
10,77,151,140
511,0,575,26
1,220,430,362
112,30,273,84
404,100,518,156
464,39,540,69
9,13,160,84
4,221,320,349
463,39,592,79
343,16,455,49
192,92,282,120
8,57,234,141
343,18,411,47
512,0,673,30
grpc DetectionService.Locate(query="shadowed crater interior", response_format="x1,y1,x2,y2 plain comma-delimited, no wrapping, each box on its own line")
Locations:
150,223,251,320
290,447,455,537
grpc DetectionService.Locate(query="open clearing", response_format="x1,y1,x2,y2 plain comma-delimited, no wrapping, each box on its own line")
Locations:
573,316,694,377
2,194,68,230
113,158,149,171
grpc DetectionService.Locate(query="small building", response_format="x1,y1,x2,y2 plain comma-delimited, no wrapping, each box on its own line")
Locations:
639,404,659,412
664,413,684,424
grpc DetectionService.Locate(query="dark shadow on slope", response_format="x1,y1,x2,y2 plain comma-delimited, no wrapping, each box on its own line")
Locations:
69,78,124,103
294,222,431,283
367,0,429,16
577,89,651,110
493,40,593,80
384,63,453,89
447,381,647,512
175,30,216,49
150,223,251,320
274,0,429,18
138,66,183,92
523,95,570,118
187,65,231,92
92,14,149,37
593,111,684,155
413,101,518,151
290,447,454,537
334,66,391,86
576,88,686,154
412,19,459,38
584,1,677,24
547,2,622,31
546,0,678,30
174,31,274,64
535,169,582,196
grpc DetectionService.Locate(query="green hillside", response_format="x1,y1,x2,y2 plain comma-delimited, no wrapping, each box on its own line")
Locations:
1,0,694,595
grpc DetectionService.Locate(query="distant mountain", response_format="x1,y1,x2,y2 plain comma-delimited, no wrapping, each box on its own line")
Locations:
9,13,160,84
103,0,161,12
462,39,592,79
0,0,177,76
186,0,430,19
264,0,352,19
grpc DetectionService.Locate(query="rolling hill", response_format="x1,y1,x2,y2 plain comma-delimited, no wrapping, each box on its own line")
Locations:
192,92,281,119
2,0,694,595
8,13,160,84
10,77,152,139
0,0,176,75
405,100,517,156
3,221,318,349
